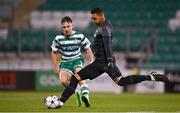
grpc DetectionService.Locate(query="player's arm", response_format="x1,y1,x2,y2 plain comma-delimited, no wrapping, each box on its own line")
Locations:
51,37,62,74
51,51,61,74
85,47,94,64
81,35,94,64
101,26,113,63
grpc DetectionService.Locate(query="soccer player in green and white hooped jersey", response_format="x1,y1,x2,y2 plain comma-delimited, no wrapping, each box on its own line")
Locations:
51,16,94,107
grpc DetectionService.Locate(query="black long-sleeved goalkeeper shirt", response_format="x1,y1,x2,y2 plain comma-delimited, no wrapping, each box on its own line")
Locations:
92,19,114,62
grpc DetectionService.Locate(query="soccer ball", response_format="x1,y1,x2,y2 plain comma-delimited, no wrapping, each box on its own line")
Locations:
44,95,60,109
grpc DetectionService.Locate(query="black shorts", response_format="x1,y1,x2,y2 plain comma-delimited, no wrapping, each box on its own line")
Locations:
78,59,122,81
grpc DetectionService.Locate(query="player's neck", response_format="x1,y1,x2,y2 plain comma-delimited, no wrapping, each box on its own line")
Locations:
99,19,106,26
64,31,75,37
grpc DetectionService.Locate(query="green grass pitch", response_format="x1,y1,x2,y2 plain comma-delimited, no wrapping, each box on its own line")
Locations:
0,91,180,112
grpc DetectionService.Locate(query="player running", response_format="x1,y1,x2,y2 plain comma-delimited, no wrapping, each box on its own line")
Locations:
51,16,93,107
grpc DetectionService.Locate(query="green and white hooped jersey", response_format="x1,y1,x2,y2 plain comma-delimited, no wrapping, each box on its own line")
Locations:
51,31,91,61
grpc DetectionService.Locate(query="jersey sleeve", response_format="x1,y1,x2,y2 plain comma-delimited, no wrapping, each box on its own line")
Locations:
81,35,91,49
51,36,59,52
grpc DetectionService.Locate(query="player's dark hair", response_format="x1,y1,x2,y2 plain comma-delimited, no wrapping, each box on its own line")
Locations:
61,16,72,24
90,8,104,15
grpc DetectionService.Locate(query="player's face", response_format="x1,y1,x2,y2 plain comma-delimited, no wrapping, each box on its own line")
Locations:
91,13,103,25
61,22,73,36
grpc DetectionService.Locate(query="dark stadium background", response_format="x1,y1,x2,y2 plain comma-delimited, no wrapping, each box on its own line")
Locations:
0,0,180,112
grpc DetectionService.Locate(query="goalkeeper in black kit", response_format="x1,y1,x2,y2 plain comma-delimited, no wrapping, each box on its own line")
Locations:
57,8,169,108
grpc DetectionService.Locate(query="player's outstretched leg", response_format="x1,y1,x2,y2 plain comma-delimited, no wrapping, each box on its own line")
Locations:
149,71,169,82
80,84,90,107
117,71,169,86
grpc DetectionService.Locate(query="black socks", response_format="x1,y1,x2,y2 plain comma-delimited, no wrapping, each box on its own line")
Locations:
118,75,151,86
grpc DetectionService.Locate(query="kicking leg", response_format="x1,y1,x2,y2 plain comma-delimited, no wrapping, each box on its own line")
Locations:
107,64,150,86
117,72,169,86
107,64,169,86
117,75,151,86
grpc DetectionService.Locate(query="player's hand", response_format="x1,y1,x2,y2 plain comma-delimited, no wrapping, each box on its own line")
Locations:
107,61,114,71
87,60,94,65
106,57,114,72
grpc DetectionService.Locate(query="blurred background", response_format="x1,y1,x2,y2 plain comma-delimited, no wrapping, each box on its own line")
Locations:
0,0,180,93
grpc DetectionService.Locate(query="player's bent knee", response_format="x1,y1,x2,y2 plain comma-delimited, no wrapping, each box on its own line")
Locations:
117,77,127,86
114,76,127,86
74,73,81,81
114,76,123,85
79,80,86,85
